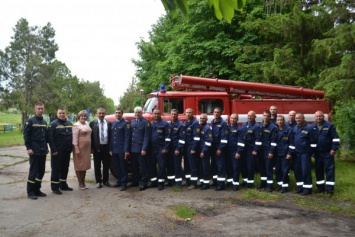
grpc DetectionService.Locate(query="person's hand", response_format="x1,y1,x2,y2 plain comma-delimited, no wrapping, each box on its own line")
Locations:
216,150,222,156
109,151,112,156
330,150,336,156
268,153,273,159
252,151,257,156
235,153,240,160
174,150,180,156
52,151,58,156
141,150,146,156
27,149,34,155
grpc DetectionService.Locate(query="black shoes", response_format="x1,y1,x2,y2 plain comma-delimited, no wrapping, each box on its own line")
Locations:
53,190,62,195
139,185,147,191
28,194,37,200
35,191,47,197
281,188,288,193
188,185,197,190
127,182,139,187
120,186,127,191
200,185,210,190
215,186,225,191
103,182,111,187
61,186,73,191
301,191,312,196
158,186,164,191
295,188,303,194
96,183,103,188
233,186,239,191
266,187,273,193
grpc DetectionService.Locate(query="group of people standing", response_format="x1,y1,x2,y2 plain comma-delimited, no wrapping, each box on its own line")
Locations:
24,103,115,200
23,102,340,200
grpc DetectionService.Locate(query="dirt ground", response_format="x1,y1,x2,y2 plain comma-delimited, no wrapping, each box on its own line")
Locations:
0,146,354,237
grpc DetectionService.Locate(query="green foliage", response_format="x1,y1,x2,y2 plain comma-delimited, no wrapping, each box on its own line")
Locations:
161,0,246,23
118,77,144,112
333,100,355,150
173,204,196,219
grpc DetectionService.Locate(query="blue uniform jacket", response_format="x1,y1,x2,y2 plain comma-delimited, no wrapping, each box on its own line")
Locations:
23,115,49,155
285,121,297,129
276,126,294,157
130,117,151,153
169,120,185,152
199,123,212,155
48,118,73,153
211,118,228,151
227,124,245,154
293,123,315,154
260,122,278,153
109,119,131,154
239,121,261,153
310,121,340,153
151,119,171,151
183,117,200,151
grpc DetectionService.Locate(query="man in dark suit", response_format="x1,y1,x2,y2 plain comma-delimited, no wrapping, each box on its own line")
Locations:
90,108,112,188
129,106,151,191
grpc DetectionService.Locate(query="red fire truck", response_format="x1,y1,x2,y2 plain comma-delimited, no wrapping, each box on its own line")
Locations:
106,74,330,178
106,74,330,124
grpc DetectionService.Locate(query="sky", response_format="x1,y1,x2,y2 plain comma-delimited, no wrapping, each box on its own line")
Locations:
0,0,166,104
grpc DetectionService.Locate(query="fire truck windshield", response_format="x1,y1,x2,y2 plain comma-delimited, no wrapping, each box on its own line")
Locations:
143,97,158,113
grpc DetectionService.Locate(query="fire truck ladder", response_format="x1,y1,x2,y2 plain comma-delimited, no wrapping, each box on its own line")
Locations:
170,75,324,99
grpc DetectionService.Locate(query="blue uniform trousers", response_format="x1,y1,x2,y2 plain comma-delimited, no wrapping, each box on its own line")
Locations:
257,149,267,187
185,148,198,186
212,152,226,188
112,153,128,187
265,150,275,189
150,149,167,186
229,150,241,188
315,152,335,192
244,150,257,188
27,154,46,195
226,151,233,186
50,150,71,191
166,150,175,185
275,155,290,189
131,152,148,186
183,154,191,185
294,152,312,193
173,152,183,185
199,152,211,185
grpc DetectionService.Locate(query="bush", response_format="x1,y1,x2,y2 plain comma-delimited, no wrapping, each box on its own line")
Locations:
333,100,355,151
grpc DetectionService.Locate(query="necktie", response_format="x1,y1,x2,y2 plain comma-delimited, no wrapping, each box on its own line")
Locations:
100,120,104,142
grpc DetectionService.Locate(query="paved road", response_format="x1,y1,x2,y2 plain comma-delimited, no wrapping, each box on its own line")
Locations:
0,146,354,237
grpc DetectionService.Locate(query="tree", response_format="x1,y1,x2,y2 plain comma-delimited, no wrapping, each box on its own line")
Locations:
0,18,59,126
0,19,114,125
161,0,247,23
118,77,145,112
134,0,245,93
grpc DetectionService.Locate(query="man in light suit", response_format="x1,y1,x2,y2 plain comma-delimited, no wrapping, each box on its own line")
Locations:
90,108,112,188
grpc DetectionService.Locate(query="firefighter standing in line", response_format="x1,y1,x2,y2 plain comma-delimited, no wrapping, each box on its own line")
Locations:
293,112,315,195
198,113,212,190
286,110,297,128
311,110,340,194
24,102,49,200
109,108,131,191
227,113,245,191
149,109,171,191
211,107,229,191
275,115,294,193
129,106,151,191
239,111,261,188
48,108,73,195
270,105,278,124
258,110,278,192
183,108,200,190
168,109,185,188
